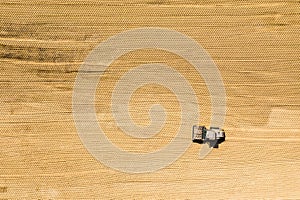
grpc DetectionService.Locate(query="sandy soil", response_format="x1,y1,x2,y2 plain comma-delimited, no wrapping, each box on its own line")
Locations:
0,0,299,199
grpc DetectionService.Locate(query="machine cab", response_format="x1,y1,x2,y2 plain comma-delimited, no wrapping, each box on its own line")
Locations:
192,125,225,148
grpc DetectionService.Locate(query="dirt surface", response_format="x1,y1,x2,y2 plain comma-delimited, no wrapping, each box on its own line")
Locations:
0,0,299,199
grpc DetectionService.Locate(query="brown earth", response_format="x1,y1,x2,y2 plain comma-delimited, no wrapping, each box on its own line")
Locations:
0,0,299,199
